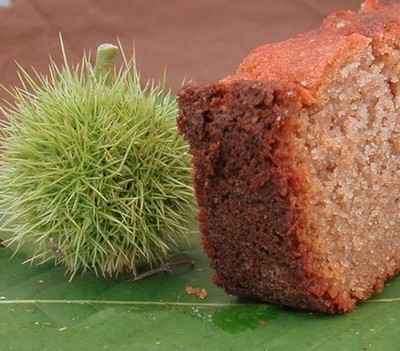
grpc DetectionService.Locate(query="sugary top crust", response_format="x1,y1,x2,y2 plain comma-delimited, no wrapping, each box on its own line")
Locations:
230,0,400,101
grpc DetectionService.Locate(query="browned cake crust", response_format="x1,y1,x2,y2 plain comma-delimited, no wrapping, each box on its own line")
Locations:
178,0,400,313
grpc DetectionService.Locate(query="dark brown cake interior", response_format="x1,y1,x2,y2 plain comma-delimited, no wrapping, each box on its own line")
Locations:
179,81,330,311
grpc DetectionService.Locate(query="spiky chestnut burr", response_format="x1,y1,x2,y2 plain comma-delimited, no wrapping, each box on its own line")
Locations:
0,42,194,279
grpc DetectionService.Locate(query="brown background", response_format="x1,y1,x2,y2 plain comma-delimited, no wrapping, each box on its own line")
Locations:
0,0,361,93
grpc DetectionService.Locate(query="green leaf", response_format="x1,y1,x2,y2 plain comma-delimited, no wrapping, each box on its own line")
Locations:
0,236,399,351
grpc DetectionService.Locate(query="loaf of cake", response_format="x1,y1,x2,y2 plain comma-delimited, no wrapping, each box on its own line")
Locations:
178,0,400,313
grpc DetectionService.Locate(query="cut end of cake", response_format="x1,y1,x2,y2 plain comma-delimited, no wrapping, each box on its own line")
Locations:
292,41,400,309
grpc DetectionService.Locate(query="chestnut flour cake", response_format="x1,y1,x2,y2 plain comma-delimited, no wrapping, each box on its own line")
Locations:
178,0,400,313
